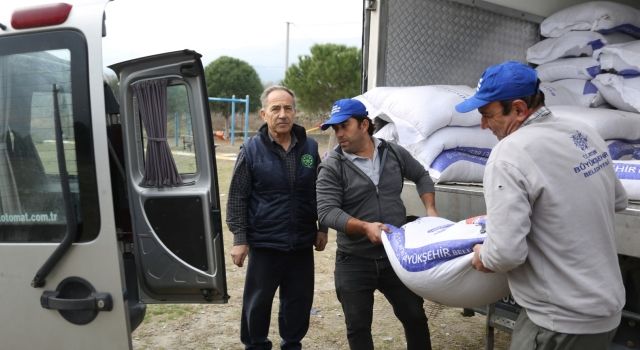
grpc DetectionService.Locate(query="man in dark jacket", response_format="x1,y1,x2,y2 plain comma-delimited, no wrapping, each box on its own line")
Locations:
226,86,327,350
317,98,437,350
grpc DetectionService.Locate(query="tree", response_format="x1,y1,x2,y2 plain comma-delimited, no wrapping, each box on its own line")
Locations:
283,44,361,116
204,56,263,130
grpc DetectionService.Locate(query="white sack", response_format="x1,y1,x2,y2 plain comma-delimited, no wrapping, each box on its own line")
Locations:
540,1,640,38
613,160,640,200
536,57,601,81
540,79,605,107
429,149,488,184
380,85,481,137
607,140,640,160
595,40,640,76
549,105,640,140
353,87,403,119
592,74,640,112
527,31,607,65
355,85,481,146
382,216,509,308
373,122,399,144
405,126,498,169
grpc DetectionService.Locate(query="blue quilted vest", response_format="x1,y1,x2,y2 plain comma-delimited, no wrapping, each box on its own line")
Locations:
243,124,319,250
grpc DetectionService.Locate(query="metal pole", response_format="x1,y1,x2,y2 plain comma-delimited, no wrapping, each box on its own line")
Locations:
285,21,291,77
230,95,236,145
244,95,249,141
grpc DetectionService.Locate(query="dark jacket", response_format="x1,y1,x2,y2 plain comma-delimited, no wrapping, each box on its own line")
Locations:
244,123,320,251
316,138,435,258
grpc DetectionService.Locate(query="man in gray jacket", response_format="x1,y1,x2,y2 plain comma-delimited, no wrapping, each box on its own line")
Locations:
457,61,628,350
316,98,437,350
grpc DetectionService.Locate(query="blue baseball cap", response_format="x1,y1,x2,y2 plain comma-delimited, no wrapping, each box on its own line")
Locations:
321,98,368,130
455,61,538,113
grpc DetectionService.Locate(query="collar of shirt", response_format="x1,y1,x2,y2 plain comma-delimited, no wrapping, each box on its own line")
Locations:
268,131,298,153
342,137,381,162
343,137,382,185
523,106,552,127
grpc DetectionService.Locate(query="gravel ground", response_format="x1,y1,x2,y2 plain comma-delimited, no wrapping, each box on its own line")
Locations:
132,137,512,349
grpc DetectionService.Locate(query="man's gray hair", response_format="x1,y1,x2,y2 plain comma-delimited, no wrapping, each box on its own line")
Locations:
260,85,296,109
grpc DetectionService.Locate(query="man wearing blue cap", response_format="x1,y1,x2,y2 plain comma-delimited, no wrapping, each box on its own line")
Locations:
458,61,627,349
316,98,437,350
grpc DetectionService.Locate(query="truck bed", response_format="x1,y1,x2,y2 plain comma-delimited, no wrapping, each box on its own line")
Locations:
401,182,640,258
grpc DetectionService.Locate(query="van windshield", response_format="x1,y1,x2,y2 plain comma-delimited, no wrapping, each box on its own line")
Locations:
0,30,99,242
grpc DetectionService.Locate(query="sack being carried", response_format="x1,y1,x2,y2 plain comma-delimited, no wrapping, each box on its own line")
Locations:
382,216,509,308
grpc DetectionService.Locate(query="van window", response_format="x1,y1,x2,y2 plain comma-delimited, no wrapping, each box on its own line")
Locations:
0,30,99,243
140,83,197,176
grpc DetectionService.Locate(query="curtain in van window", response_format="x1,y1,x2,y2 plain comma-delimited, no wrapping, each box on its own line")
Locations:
133,79,182,187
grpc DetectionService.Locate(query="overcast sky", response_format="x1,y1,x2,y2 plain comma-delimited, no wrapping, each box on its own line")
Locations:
102,0,363,83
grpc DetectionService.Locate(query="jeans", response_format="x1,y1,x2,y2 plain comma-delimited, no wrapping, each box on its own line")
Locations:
241,247,314,350
334,251,431,350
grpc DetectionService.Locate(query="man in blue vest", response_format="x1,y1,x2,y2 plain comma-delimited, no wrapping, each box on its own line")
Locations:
226,85,328,350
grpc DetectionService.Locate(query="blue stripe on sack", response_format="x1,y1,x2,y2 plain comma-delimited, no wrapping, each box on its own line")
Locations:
586,65,601,78
430,149,489,172
609,140,637,160
588,39,605,50
583,80,599,95
598,24,640,39
385,224,485,272
618,69,640,77
613,161,640,180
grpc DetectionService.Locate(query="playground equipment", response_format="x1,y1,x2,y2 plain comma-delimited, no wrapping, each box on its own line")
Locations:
209,95,250,145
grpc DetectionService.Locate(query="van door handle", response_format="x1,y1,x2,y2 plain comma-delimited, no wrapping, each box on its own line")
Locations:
41,291,113,311
39,277,113,325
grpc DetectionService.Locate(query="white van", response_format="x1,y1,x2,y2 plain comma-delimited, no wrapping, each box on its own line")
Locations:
0,1,227,349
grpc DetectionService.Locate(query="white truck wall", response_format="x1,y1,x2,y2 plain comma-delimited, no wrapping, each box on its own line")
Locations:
364,0,640,90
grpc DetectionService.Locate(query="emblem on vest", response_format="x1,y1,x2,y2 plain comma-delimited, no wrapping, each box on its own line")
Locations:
301,154,314,168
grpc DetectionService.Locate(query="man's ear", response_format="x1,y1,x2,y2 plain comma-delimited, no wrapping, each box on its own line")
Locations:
259,108,266,122
361,117,370,130
513,100,529,121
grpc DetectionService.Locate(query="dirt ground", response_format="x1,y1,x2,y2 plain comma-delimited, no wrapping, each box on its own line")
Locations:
132,135,512,350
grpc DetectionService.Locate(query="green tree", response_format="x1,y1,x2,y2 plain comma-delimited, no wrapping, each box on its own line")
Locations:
204,56,263,121
283,44,361,115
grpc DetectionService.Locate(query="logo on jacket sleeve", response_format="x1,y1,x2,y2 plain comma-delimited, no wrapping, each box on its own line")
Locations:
301,154,314,168
570,130,589,151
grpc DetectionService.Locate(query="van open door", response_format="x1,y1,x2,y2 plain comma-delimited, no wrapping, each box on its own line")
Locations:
109,50,228,303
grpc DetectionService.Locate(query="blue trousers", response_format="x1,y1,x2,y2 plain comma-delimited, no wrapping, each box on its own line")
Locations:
241,247,314,350
334,251,431,350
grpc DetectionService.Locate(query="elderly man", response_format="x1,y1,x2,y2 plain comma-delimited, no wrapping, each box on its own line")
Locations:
226,85,327,350
456,61,627,350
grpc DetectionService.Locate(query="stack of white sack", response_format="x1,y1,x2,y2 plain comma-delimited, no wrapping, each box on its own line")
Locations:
592,40,640,112
527,1,640,109
355,85,481,147
381,216,509,308
613,161,640,200
356,85,495,184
